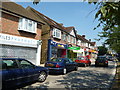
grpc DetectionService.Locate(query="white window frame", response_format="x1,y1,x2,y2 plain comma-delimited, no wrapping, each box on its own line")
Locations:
52,28,61,39
18,18,37,34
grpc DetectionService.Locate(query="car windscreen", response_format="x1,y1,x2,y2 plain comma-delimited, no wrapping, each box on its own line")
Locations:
96,57,106,61
50,58,63,62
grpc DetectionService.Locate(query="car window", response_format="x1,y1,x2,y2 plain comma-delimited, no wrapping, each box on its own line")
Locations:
78,57,84,60
2,60,18,70
65,59,70,63
97,57,106,61
68,59,73,63
19,60,34,69
50,58,63,62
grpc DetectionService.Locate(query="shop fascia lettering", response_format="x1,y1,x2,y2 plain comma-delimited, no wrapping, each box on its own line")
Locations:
51,40,66,49
68,46,80,50
0,33,38,46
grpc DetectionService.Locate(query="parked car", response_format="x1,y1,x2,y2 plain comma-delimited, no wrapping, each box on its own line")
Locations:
95,56,108,67
106,56,114,61
74,56,91,67
0,58,49,89
45,58,78,74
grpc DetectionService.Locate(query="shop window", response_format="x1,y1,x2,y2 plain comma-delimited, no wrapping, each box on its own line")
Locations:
18,18,37,34
52,28,61,39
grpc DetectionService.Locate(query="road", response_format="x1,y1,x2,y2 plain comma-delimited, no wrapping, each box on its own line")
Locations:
20,61,116,89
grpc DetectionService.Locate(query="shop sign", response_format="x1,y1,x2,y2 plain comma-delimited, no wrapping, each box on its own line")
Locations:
0,33,37,45
50,40,67,49
0,33,38,48
68,46,80,50
57,43,64,48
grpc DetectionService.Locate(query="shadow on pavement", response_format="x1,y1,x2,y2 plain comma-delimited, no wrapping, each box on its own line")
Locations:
56,69,114,89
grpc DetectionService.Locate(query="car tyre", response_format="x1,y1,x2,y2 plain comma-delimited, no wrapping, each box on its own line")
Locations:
95,64,98,67
63,68,67,75
75,66,78,71
38,71,47,82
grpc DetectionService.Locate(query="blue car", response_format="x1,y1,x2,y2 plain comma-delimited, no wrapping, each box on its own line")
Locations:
45,58,78,74
0,58,49,89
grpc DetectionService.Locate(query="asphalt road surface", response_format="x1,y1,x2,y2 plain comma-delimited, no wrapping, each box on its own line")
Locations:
20,61,116,89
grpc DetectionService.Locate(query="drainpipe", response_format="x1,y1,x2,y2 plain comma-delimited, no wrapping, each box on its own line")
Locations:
36,40,42,66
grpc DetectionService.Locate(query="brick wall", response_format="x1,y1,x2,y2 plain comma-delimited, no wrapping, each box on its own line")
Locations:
1,12,42,40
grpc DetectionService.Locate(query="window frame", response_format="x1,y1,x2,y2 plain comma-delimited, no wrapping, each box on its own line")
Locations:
18,18,37,34
19,60,35,69
52,28,61,39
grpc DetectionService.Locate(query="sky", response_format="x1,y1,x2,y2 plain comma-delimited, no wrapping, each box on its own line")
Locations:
13,1,104,46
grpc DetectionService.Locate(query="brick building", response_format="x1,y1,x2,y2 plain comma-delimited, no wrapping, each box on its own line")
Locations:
0,2,45,65
26,6,80,63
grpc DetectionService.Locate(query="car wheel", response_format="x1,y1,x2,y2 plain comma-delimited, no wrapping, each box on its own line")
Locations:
63,68,67,75
38,71,47,82
74,66,78,71
95,64,98,67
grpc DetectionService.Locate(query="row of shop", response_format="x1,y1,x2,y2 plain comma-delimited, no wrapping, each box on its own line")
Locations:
47,39,98,61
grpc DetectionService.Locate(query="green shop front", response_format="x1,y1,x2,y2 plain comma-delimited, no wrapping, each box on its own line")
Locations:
67,45,80,60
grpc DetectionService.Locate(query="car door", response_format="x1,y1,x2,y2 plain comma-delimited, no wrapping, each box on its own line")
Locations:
65,58,73,71
19,60,37,82
2,59,24,88
68,59,76,70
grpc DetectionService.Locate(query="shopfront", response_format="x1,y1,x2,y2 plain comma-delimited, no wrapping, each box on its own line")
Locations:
67,45,80,59
0,33,41,65
47,40,67,60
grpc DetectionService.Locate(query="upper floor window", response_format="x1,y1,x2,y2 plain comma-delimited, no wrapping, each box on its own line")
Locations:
67,35,70,42
72,37,76,44
18,18,37,34
77,40,81,46
52,28,61,39
62,34,66,41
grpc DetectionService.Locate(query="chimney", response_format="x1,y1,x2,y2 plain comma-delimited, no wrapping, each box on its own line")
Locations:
59,23,63,26
89,39,91,41
82,35,85,38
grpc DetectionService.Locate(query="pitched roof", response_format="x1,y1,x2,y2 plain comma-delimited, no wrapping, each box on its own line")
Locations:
65,26,74,33
77,34,89,42
26,6,77,37
26,6,65,30
0,1,45,24
77,34,96,46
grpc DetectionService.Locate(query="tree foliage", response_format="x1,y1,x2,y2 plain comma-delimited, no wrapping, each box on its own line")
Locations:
98,46,108,55
33,0,40,4
89,0,120,53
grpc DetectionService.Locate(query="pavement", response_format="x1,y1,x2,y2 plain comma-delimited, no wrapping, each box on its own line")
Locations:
111,61,120,88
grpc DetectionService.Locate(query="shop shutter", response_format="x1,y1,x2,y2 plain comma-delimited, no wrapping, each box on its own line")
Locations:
0,45,37,64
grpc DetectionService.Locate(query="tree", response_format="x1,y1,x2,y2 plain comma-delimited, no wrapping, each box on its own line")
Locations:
33,0,40,4
89,0,120,54
98,46,108,55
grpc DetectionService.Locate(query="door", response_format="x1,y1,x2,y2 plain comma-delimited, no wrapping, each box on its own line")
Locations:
18,60,37,82
2,59,24,88
65,58,73,71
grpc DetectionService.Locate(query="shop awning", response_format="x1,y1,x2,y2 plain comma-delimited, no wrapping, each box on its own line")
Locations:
68,46,80,50
73,49,84,53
